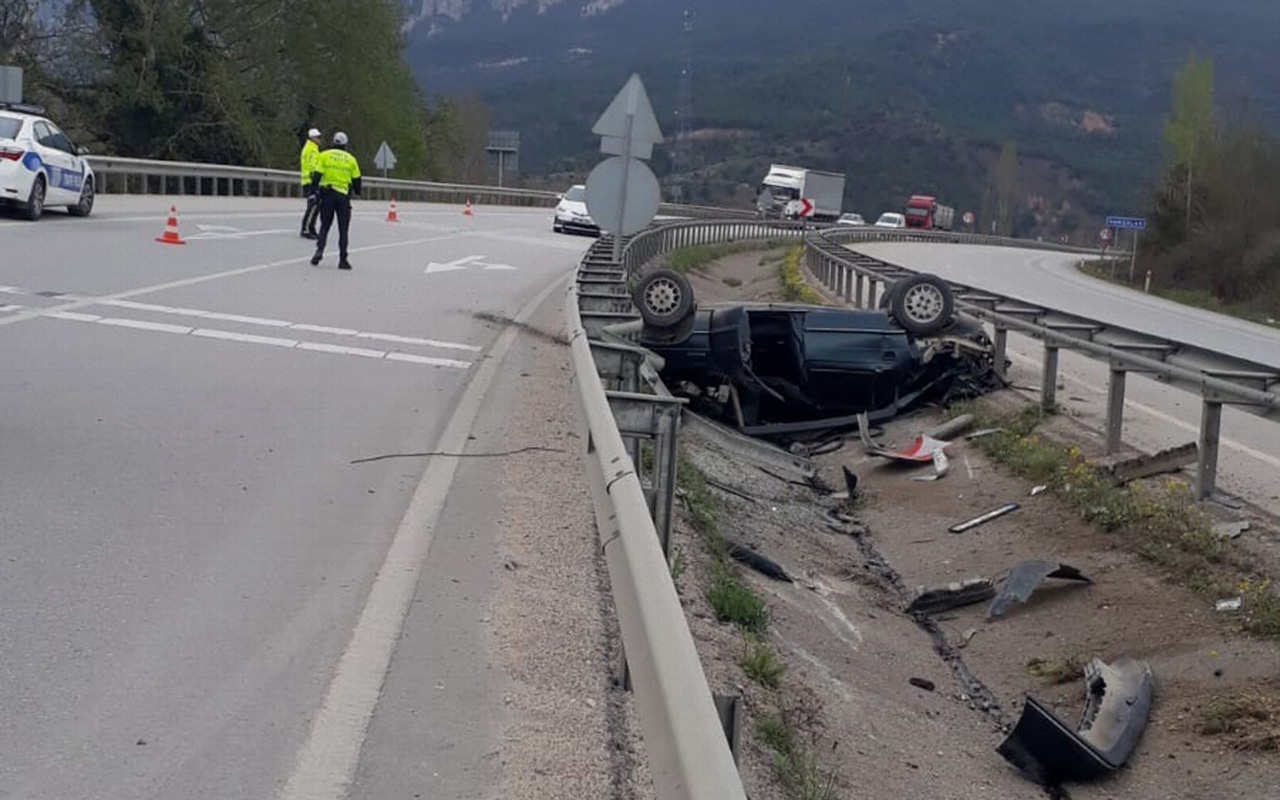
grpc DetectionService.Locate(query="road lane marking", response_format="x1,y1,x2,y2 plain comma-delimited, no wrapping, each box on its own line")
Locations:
277,269,575,800
98,318,194,334
295,342,385,359
192,328,297,347
383,352,472,368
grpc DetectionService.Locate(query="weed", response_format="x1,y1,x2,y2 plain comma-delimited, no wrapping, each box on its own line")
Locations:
1239,577,1280,638
722,276,743,287
740,637,786,688
664,242,768,275
756,714,837,800
708,563,770,632
1025,653,1087,685
1198,691,1280,751
669,546,687,584
779,247,825,304
677,455,719,541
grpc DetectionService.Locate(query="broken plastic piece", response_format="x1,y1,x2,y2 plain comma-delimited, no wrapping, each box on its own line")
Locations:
725,541,792,583
949,502,1020,533
966,427,1004,440
998,657,1154,785
987,560,1092,620
1030,485,1048,496
912,449,950,481
906,578,995,615
842,465,859,498
1211,521,1250,539
1215,597,1243,612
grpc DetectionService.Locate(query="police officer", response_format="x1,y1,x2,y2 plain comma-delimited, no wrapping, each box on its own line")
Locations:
299,127,322,239
309,131,362,270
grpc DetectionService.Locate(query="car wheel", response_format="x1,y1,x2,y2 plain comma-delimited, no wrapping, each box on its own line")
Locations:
633,268,695,329
68,177,94,217
20,176,46,221
890,273,955,336
553,221,562,233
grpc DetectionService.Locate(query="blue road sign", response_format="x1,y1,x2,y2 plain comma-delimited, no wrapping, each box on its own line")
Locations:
1106,215,1146,230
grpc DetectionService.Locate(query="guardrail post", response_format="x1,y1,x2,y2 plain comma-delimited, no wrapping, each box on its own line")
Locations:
1196,400,1223,500
1041,343,1060,411
842,265,853,302
855,274,865,307
993,327,1009,381
1106,368,1127,454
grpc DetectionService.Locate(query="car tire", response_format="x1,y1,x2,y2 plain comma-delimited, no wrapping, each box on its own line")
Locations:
633,268,695,329
20,176,45,221
553,221,562,233
68,176,94,217
889,273,955,336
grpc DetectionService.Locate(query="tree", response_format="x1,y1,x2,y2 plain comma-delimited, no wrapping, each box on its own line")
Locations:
980,140,1019,236
1162,52,1216,238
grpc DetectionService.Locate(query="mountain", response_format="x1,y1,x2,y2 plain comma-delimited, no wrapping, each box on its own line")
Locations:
404,0,1280,233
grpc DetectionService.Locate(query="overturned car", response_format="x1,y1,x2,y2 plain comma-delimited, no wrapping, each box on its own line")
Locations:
629,269,1004,439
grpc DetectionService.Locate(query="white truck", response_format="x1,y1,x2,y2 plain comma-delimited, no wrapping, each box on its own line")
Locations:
756,164,845,223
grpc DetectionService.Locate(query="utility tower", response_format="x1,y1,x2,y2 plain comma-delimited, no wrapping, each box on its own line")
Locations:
670,7,694,203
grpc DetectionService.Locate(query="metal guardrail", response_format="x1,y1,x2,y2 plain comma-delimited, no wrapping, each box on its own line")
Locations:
804,226,1280,499
83,155,756,220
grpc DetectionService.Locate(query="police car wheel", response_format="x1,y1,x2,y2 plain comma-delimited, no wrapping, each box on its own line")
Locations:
20,176,45,221
68,177,94,217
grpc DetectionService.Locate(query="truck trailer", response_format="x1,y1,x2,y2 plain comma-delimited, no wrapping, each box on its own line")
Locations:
904,195,955,231
757,165,845,223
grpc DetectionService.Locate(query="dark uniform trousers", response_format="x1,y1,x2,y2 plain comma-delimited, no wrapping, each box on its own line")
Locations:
316,188,352,260
301,185,320,235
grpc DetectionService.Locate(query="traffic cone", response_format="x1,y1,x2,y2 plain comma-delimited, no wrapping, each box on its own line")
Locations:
463,197,473,217
386,197,399,222
154,205,186,245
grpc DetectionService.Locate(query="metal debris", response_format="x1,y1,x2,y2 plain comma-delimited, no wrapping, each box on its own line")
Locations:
1104,441,1198,484
909,677,936,692
965,427,1004,440
926,413,976,440
1212,521,1250,540
906,578,996,615
1215,597,1243,612
987,560,1093,620
949,502,1021,534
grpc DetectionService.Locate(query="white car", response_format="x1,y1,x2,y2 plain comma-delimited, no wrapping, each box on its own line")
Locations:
0,103,95,220
837,212,866,226
874,212,906,229
553,184,599,236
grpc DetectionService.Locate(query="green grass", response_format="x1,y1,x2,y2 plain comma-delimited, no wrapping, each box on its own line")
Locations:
756,716,838,800
1198,690,1280,751
663,241,775,275
1026,652,1087,685
722,276,743,287
779,246,824,304
708,563,771,632
1079,260,1280,328
740,638,787,689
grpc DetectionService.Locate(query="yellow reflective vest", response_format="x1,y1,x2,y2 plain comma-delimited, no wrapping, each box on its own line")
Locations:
316,148,362,195
300,140,320,185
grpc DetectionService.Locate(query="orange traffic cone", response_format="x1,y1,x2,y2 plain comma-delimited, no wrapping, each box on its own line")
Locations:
463,197,473,217
386,197,399,222
154,205,186,245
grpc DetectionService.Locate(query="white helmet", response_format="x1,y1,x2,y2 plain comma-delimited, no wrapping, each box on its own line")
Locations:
333,131,349,146
307,127,321,139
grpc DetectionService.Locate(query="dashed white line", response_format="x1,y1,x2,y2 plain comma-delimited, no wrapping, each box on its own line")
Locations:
98,318,194,335
355,331,480,352
46,311,102,322
191,329,298,348
384,352,472,369
296,342,385,359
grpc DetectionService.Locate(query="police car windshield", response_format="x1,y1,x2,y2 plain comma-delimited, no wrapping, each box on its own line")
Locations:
0,115,22,139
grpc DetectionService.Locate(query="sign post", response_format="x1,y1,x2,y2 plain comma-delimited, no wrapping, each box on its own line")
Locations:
587,74,664,263
373,141,397,180
1106,216,1146,283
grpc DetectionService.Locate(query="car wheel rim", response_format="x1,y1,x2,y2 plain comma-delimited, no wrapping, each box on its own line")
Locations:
902,284,944,322
33,182,44,214
80,181,93,213
644,277,682,316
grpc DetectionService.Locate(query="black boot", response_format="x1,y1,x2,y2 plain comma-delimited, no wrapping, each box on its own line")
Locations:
310,250,322,266
338,258,352,270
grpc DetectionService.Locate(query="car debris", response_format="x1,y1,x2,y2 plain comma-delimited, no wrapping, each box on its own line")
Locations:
629,269,1004,441
998,657,1154,786
726,541,793,582
1215,596,1243,612
911,449,950,481
926,413,976,440
1212,520,1250,539
948,502,1021,533
965,427,1004,440
1029,485,1048,496
908,677,936,692
906,578,996,615
1102,441,1198,484
987,560,1093,619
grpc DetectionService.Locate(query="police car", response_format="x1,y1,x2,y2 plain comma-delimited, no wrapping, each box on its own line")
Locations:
0,103,95,220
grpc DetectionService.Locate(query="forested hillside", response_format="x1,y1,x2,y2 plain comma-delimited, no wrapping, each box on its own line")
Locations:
405,0,1280,234
1,0,472,178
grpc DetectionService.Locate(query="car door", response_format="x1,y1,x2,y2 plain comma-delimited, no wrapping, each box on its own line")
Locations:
31,120,78,204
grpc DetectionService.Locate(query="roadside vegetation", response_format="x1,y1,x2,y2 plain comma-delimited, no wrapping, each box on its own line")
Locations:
1197,688,1280,752
675,453,835,799
662,241,794,276
951,401,1280,638
780,247,825,304
1078,259,1279,328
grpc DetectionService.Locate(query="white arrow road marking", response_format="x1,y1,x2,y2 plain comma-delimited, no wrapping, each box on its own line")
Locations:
424,255,518,274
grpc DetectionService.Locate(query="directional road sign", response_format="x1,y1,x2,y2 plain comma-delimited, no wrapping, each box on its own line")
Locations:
592,74,663,159
1105,215,1146,230
798,198,815,218
585,156,661,237
374,141,397,172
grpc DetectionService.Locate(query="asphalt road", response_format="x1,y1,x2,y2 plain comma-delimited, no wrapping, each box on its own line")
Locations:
0,196,592,798
853,242,1280,517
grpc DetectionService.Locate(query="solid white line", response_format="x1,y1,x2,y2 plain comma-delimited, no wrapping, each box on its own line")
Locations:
384,352,473,369
97,317,193,335
45,311,102,322
292,323,360,336
192,328,297,347
356,331,482,352
296,342,384,359
198,311,293,327
276,269,574,800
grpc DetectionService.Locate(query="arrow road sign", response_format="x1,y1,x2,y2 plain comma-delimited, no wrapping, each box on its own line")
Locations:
424,255,516,275
592,73,663,159
1105,215,1146,230
374,141,397,172
799,198,815,218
